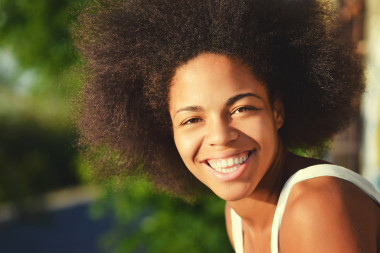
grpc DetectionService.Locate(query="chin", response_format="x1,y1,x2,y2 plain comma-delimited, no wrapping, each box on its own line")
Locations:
211,184,254,201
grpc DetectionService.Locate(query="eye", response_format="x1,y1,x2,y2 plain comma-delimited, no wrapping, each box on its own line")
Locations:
232,106,257,114
181,117,203,125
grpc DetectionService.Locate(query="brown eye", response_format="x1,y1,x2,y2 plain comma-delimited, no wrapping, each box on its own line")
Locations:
182,118,203,125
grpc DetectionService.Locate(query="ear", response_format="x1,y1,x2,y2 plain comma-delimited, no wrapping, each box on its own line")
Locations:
272,96,284,130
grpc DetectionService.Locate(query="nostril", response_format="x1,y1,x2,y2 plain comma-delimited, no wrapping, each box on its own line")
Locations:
206,123,239,146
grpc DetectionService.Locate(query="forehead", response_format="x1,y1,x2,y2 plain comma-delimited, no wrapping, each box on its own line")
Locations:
169,53,268,108
174,53,249,79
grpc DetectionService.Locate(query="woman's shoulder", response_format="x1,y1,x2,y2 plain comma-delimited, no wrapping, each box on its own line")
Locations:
279,165,380,253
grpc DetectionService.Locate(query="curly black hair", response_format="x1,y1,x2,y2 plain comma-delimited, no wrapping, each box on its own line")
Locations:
73,0,364,196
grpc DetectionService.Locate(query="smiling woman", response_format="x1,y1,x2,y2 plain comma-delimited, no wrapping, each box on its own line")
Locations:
73,0,380,252
170,54,283,201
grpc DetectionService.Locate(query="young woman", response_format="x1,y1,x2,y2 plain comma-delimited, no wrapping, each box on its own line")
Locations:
74,0,380,252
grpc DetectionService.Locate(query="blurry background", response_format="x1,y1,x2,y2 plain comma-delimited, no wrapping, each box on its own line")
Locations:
0,0,379,252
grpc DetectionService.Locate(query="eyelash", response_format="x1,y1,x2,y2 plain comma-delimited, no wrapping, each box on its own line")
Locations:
179,106,258,126
181,118,203,125
232,106,257,114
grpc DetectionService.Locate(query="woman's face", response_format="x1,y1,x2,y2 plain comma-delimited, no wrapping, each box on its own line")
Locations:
169,53,284,201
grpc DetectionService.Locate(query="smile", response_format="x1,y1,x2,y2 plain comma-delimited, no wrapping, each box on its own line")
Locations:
206,151,251,174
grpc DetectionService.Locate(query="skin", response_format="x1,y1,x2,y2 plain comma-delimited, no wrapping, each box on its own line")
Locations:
168,53,380,253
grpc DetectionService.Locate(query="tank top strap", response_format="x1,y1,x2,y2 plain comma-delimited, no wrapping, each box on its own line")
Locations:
270,164,380,253
231,207,244,253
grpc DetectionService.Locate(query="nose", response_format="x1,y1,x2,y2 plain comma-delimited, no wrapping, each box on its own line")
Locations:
204,118,239,146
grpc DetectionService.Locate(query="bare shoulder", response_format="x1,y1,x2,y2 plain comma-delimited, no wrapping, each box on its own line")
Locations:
225,203,234,248
279,176,380,253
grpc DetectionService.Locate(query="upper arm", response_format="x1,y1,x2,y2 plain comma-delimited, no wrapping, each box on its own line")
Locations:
225,203,235,249
279,177,379,253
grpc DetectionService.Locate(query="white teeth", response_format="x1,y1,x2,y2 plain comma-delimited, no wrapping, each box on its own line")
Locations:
214,165,239,173
207,153,250,173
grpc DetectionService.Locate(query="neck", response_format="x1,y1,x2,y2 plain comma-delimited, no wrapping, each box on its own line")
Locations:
226,145,326,231
226,142,289,230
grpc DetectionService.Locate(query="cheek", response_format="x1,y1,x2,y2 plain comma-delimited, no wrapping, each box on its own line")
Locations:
173,130,202,166
238,115,274,138
239,116,279,152
255,118,280,161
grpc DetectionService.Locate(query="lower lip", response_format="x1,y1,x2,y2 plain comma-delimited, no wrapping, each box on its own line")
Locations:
204,152,253,182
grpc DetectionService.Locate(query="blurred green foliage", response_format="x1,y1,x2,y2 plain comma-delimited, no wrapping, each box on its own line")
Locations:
77,152,234,252
88,177,233,253
0,1,235,251
0,115,78,202
0,0,83,75
0,0,84,202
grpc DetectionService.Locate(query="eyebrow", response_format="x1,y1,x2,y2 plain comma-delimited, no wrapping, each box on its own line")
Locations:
175,105,201,114
174,92,262,115
226,93,262,106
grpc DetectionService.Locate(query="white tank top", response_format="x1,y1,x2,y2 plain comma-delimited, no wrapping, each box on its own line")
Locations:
230,164,380,253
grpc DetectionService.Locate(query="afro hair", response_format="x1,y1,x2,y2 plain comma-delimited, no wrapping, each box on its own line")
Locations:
73,0,364,196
